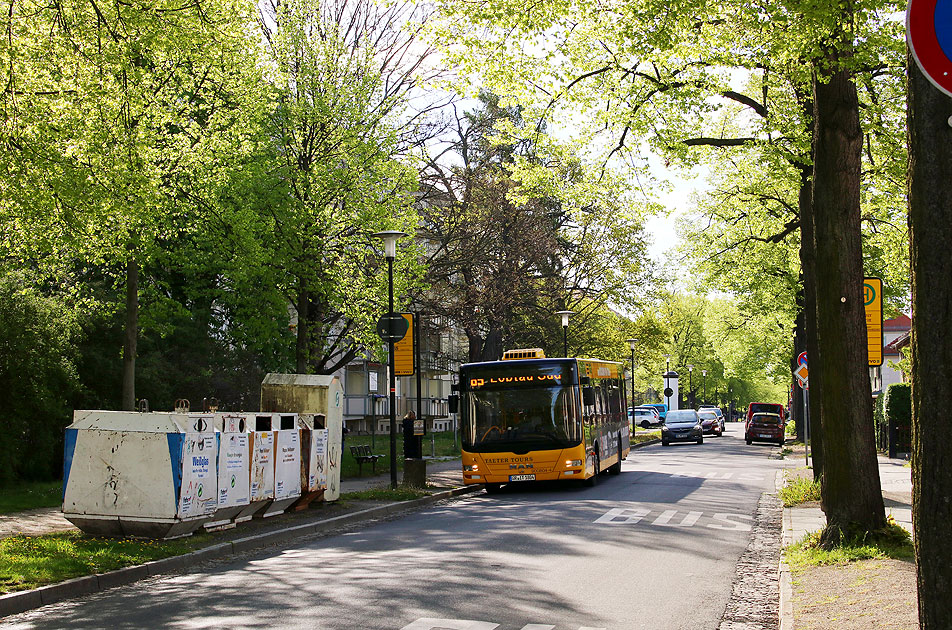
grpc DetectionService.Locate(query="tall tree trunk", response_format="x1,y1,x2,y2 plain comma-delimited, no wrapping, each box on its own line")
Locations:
907,54,952,629
295,287,309,373
480,327,503,361
811,62,884,541
121,257,138,411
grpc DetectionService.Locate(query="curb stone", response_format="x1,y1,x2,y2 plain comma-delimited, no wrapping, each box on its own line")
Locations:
0,484,479,619
776,469,794,630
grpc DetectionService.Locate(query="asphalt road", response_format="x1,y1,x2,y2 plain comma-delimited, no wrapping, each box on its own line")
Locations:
3,423,784,630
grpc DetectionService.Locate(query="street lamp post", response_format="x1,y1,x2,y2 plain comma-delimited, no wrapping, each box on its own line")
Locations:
372,230,407,489
702,369,707,405
687,365,694,408
556,310,575,357
626,338,638,412
663,354,671,409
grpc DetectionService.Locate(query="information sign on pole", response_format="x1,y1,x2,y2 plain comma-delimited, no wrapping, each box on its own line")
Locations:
794,364,809,390
393,313,415,376
864,277,884,367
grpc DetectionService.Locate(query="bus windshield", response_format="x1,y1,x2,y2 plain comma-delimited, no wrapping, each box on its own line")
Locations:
461,362,581,453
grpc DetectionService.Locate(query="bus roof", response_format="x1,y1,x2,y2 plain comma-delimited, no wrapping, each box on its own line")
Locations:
460,357,623,379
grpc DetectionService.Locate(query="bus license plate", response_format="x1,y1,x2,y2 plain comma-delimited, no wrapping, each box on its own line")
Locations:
509,474,536,482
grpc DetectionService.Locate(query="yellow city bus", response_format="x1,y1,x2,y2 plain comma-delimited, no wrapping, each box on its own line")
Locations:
458,349,630,492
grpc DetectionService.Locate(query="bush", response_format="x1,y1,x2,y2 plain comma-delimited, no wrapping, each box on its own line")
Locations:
0,274,79,485
884,383,911,428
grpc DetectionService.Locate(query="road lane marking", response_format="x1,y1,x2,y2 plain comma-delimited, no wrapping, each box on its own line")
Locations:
707,513,754,531
667,471,766,481
402,621,602,630
401,619,499,630
594,507,651,524
653,510,703,527
593,507,753,531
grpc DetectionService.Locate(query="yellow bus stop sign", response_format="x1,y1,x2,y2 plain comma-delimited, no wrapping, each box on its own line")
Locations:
394,313,415,376
864,277,883,367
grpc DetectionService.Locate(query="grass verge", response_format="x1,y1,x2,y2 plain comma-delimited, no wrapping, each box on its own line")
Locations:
339,487,430,501
0,531,211,594
780,475,821,507
0,481,63,514
632,431,661,444
785,519,914,571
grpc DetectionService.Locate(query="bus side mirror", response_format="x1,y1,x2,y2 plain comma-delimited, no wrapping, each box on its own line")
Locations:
448,394,459,414
582,387,596,407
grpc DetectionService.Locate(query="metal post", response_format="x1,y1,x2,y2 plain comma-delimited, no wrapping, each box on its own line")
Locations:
803,387,810,467
415,312,423,461
388,257,397,489
563,325,568,357
630,347,636,411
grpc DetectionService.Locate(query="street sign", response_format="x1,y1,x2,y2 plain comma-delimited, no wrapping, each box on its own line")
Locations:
376,313,409,343
864,277,883,367
393,313,415,376
794,364,809,389
907,0,952,98
798,351,808,367
663,387,673,398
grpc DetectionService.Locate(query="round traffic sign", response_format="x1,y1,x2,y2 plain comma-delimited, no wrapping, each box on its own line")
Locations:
663,387,673,398
907,0,952,98
798,351,808,366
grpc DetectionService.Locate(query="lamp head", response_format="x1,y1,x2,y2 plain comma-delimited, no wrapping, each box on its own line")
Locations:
687,364,694,372
556,310,575,327
372,230,408,259
626,337,638,351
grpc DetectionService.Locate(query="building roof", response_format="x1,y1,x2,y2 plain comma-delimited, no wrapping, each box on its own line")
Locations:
886,330,911,353
884,314,911,332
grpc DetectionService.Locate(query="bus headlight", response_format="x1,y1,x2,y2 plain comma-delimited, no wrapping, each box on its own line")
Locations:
565,459,583,467
464,465,479,471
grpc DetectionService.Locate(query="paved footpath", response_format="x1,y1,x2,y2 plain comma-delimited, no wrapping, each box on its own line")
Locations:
779,454,913,630
782,454,913,546
0,457,464,540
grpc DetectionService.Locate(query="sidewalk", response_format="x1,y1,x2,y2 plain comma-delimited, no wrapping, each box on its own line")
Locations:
780,454,917,630
782,454,913,546
0,457,465,541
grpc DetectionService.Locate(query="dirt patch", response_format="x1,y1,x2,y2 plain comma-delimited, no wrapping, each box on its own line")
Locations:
792,558,918,630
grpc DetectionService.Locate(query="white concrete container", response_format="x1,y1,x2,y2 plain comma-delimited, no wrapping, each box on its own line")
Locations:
260,374,343,502
231,413,277,522
204,414,251,530
62,410,217,538
262,413,301,517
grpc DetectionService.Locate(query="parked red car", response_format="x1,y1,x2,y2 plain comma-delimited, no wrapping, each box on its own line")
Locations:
745,412,785,446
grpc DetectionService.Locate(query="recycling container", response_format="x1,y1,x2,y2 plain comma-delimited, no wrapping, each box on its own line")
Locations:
260,373,343,502
263,412,302,517
232,413,277,522
62,410,218,538
204,414,251,530
291,414,329,510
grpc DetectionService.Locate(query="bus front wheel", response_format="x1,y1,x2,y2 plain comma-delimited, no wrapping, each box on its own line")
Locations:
609,434,623,475
584,453,600,487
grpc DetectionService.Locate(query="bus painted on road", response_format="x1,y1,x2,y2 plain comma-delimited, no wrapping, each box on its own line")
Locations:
459,350,630,491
